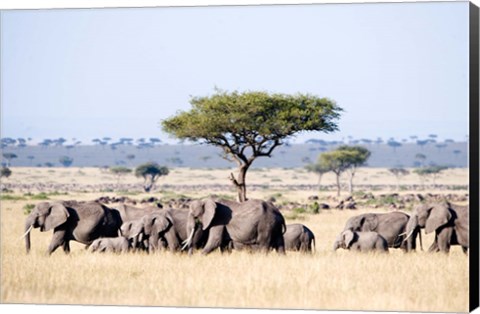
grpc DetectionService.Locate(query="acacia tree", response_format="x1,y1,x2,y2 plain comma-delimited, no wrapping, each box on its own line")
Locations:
135,162,169,192
305,161,330,191
319,145,370,196
2,153,17,167
388,168,410,191
162,90,342,202
338,145,371,194
414,165,448,189
109,166,132,184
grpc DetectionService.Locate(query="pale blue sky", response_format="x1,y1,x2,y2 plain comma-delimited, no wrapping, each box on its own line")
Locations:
1,2,470,144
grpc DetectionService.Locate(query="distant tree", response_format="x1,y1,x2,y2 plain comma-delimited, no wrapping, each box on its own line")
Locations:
27,155,35,166
17,138,27,147
1,137,17,147
162,89,342,202
44,162,55,167
416,140,429,150
337,145,371,194
109,166,132,184
2,153,17,167
149,138,162,145
435,144,447,151
135,162,169,192
387,140,402,152
413,165,448,189
388,168,410,190
0,167,12,179
415,153,427,167
319,145,370,196
120,138,134,145
305,160,330,191
58,156,74,167
54,137,67,146
126,154,136,165
167,157,184,166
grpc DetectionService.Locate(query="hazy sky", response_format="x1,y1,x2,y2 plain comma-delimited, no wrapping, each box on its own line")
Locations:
1,1,470,145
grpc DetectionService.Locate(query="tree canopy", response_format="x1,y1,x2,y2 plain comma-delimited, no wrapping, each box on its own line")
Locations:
319,145,371,196
135,162,169,192
161,89,342,201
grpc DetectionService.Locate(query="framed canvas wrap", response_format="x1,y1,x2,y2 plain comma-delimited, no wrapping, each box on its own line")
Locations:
0,1,478,314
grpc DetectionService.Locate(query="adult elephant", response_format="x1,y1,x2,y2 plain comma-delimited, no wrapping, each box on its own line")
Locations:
341,211,420,251
183,198,286,255
405,202,468,253
284,224,315,253
23,200,122,255
115,203,162,222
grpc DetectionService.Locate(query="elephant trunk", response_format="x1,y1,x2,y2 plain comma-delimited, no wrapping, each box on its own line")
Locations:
182,215,196,252
404,213,420,252
333,237,342,251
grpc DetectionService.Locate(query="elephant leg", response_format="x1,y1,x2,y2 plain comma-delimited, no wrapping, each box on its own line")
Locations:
62,241,71,253
47,230,67,255
428,239,439,252
164,230,180,252
201,226,224,255
436,228,453,253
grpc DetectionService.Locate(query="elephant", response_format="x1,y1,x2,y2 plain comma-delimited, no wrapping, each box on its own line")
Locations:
90,237,131,253
141,210,179,253
114,203,162,222
23,200,122,255
341,211,420,251
120,219,148,251
119,208,206,253
405,202,469,253
333,230,389,252
283,224,315,253
183,197,286,255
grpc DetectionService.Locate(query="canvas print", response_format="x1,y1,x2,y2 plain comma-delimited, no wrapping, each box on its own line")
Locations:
0,1,477,313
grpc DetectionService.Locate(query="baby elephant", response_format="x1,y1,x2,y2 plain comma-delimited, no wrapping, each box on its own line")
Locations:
90,237,131,253
283,224,315,253
333,230,388,253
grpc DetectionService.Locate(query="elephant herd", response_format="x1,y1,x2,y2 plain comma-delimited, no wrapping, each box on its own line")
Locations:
22,197,468,256
333,202,469,254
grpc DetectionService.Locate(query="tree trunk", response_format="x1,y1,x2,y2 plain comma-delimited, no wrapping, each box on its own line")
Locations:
231,164,250,202
317,174,323,191
348,174,353,195
335,173,341,197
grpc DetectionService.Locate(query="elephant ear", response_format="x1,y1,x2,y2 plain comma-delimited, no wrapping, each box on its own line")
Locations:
44,203,69,231
343,230,355,248
361,215,378,231
153,214,172,234
201,198,217,231
425,203,452,234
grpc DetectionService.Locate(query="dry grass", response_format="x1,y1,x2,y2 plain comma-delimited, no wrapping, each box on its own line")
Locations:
0,167,470,312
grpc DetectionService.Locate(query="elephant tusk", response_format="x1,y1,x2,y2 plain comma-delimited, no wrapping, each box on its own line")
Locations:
20,225,33,240
402,229,415,243
181,228,195,251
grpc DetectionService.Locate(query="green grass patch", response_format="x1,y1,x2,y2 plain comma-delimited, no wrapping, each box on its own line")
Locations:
0,194,27,201
23,203,35,215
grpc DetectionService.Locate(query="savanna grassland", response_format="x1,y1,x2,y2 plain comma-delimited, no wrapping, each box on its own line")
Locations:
0,167,470,312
